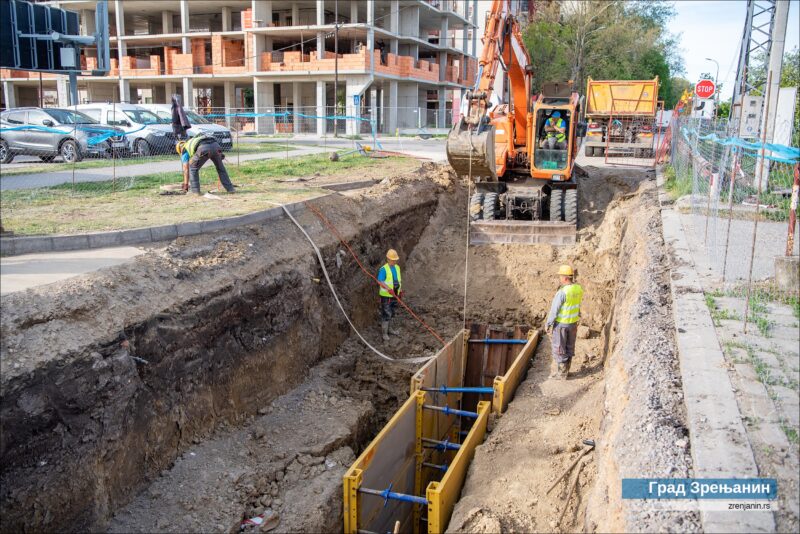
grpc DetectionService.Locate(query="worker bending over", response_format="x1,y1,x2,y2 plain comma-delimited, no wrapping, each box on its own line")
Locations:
545,264,584,379
377,249,403,341
176,133,235,195
542,111,567,150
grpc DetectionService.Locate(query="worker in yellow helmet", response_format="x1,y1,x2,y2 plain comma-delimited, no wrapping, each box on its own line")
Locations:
175,134,235,194
545,264,584,379
377,249,403,341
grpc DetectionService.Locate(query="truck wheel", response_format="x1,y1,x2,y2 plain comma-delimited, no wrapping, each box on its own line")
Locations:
136,139,152,157
0,140,14,164
549,189,563,222
60,140,83,163
564,189,578,225
469,192,485,221
483,192,499,221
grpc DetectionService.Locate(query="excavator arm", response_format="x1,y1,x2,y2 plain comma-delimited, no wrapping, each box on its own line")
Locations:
447,0,532,180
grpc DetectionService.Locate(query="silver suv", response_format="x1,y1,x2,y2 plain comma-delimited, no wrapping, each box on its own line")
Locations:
0,107,127,164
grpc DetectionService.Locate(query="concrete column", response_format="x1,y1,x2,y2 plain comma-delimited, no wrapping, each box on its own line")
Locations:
471,0,478,56
387,80,398,134
180,0,190,52
56,77,70,107
439,16,449,82
317,32,325,60
438,89,446,128
254,79,275,133
161,10,172,33
81,9,96,35
118,79,131,103
291,4,299,26
370,86,378,137
292,82,302,134
345,80,358,136
222,7,232,31
114,0,127,67
253,0,271,28
165,81,177,101
182,77,193,109
2,81,17,108
367,1,375,72
350,2,357,23
317,0,324,24
390,0,399,33
316,80,326,136
224,81,235,127
409,43,419,61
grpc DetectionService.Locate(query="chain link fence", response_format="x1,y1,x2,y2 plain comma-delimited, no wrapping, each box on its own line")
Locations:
665,114,799,335
1,100,452,238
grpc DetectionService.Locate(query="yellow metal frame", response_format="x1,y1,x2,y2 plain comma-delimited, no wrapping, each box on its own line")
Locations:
343,392,420,534
413,390,425,534
491,329,541,414
425,400,491,533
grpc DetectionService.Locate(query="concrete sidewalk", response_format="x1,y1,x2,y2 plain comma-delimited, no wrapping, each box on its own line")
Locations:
0,246,146,294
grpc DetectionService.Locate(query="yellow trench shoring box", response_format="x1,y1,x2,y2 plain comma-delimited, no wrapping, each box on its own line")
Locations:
344,327,540,534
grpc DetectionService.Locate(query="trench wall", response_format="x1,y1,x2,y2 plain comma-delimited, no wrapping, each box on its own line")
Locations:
0,185,440,533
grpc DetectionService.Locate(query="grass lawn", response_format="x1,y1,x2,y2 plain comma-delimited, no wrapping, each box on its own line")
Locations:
0,143,292,177
1,153,416,236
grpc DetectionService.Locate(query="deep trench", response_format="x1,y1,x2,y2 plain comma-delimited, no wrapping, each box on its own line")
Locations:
0,165,687,534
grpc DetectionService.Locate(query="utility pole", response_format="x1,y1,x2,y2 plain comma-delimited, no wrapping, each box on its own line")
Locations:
334,0,339,137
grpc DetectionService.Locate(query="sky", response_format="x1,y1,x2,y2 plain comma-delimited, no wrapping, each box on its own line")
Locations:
671,0,800,99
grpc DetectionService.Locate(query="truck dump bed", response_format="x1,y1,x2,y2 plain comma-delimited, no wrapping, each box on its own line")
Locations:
586,77,659,116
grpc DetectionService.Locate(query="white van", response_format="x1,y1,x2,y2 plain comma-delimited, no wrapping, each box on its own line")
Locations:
76,103,177,156
140,104,233,151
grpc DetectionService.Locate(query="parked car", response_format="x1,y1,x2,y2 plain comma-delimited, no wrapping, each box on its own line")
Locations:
140,104,234,150
76,103,177,156
0,107,127,164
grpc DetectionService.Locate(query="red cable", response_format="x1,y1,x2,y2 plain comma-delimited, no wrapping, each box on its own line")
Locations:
304,201,447,346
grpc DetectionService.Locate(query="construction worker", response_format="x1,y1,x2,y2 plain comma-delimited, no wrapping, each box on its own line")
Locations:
545,264,583,379
543,111,567,150
377,249,403,341
176,133,235,195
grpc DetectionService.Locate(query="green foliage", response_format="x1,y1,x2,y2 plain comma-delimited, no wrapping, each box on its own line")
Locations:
663,163,693,199
521,0,685,108
717,101,731,119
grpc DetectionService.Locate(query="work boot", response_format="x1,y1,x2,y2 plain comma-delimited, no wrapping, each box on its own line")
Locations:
389,320,400,336
558,361,571,379
381,321,390,341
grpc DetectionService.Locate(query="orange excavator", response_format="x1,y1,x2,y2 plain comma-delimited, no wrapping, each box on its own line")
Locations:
446,0,585,244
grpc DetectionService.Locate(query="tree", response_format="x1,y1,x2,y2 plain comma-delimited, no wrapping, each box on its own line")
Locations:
717,100,731,118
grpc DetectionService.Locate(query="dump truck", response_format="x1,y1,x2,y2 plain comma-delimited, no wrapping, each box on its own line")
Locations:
446,0,586,245
584,77,659,158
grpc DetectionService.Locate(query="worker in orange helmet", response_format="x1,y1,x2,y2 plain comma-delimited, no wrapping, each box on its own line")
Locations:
377,249,403,341
545,264,584,379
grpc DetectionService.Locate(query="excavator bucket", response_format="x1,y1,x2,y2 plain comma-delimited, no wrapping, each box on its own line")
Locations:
446,120,497,180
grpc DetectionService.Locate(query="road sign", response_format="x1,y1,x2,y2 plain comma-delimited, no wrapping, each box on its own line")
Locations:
353,94,361,107
695,79,716,99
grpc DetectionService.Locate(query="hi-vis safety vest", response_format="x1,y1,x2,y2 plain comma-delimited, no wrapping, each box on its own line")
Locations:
185,134,213,157
547,118,566,142
555,283,583,324
379,263,402,298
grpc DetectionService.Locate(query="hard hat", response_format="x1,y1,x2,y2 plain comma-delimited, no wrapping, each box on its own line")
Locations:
386,249,400,261
558,264,574,276
175,141,186,154
552,111,562,118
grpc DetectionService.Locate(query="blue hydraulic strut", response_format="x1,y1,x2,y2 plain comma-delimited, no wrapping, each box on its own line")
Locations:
421,386,495,395
359,483,429,506
423,404,480,419
468,338,528,345
422,437,461,451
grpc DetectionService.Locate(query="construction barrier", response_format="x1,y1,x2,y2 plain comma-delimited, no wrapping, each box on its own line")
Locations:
344,325,540,534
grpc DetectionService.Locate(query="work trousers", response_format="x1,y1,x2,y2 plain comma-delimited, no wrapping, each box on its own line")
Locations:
189,141,234,194
551,323,578,363
380,297,397,321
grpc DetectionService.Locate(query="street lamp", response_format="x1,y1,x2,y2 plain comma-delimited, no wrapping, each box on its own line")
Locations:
705,57,720,117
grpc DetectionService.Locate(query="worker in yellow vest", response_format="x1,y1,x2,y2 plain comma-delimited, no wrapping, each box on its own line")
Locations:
545,264,584,379
542,111,567,150
176,134,235,194
377,249,403,341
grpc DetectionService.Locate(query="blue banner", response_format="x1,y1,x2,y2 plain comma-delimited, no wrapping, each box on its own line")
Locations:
622,478,778,500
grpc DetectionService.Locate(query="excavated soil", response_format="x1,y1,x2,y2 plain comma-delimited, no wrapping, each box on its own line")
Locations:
2,161,695,533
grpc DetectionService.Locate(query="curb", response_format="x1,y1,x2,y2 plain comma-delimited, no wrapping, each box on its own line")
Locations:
0,196,325,257
657,167,775,532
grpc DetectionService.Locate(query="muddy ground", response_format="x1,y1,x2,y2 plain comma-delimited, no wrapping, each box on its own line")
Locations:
2,161,696,533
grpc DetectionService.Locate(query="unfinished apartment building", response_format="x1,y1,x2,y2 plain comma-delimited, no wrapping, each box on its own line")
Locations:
0,0,478,134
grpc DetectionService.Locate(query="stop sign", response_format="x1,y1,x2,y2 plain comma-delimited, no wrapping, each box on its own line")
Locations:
695,79,716,99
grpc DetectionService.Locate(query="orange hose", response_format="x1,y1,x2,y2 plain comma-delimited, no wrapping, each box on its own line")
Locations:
304,201,447,346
